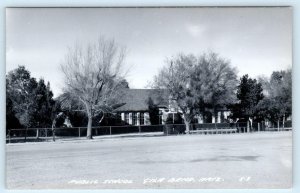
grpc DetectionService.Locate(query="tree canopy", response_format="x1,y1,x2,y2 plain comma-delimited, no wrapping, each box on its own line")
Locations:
258,69,292,126
153,52,238,133
231,74,264,121
60,37,128,139
6,66,56,130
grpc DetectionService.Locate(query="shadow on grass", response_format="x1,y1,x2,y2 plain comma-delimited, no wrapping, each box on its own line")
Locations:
136,156,260,164
191,155,260,162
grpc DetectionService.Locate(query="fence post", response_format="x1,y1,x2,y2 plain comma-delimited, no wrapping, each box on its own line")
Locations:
258,123,260,132
95,128,98,136
167,125,169,136
109,126,112,135
25,128,28,142
52,128,56,142
8,129,11,144
79,127,81,138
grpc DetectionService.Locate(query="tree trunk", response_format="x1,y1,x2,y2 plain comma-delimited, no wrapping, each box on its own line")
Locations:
99,113,105,124
277,119,280,131
52,120,56,142
95,113,105,136
182,114,191,134
246,120,250,133
87,116,93,139
36,129,39,139
184,120,190,134
84,102,93,139
282,115,285,129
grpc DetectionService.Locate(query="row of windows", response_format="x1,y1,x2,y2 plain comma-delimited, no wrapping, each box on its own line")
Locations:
124,112,145,125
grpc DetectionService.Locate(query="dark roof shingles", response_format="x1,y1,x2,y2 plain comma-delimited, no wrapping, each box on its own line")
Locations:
115,89,168,112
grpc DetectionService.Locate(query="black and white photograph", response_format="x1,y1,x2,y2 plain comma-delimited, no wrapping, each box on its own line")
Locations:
5,7,292,189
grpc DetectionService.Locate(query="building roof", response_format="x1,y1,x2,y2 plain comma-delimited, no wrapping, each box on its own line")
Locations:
115,89,168,112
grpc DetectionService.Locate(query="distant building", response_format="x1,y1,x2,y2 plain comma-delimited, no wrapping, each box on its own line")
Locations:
57,88,231,126
114,89,168,125
115,89,231,125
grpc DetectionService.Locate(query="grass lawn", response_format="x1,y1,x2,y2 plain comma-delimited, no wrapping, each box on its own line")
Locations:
6,132,292,189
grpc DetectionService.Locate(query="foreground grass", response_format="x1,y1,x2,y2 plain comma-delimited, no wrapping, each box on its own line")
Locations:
6,132,292,189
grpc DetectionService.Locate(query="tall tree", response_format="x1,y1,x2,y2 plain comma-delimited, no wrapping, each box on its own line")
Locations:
153,52,237,133
259,69,292,128
147,97,160,125
33,79,56,128
6,92,22,131
6,66,57,131
6,66,38,128
233,74,264,122
60,37,128,139
191,53,238,120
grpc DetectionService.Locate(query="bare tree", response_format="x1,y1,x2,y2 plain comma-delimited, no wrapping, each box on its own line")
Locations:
153,52,237,133
60,37,127,139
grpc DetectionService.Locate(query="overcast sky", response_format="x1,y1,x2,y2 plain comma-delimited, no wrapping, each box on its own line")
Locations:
6,7,292,97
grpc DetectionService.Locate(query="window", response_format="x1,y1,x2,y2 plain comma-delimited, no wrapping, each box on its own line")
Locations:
132,112,137,125
140,112,144,125
125,113,129,124
158,110,163,125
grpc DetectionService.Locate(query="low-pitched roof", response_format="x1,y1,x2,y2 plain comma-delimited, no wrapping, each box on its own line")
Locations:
115,89,168,112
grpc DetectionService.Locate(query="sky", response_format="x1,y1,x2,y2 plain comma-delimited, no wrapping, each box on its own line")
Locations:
6,7,292,97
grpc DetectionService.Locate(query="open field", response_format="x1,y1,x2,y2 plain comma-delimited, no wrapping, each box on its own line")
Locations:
6,132,292,189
